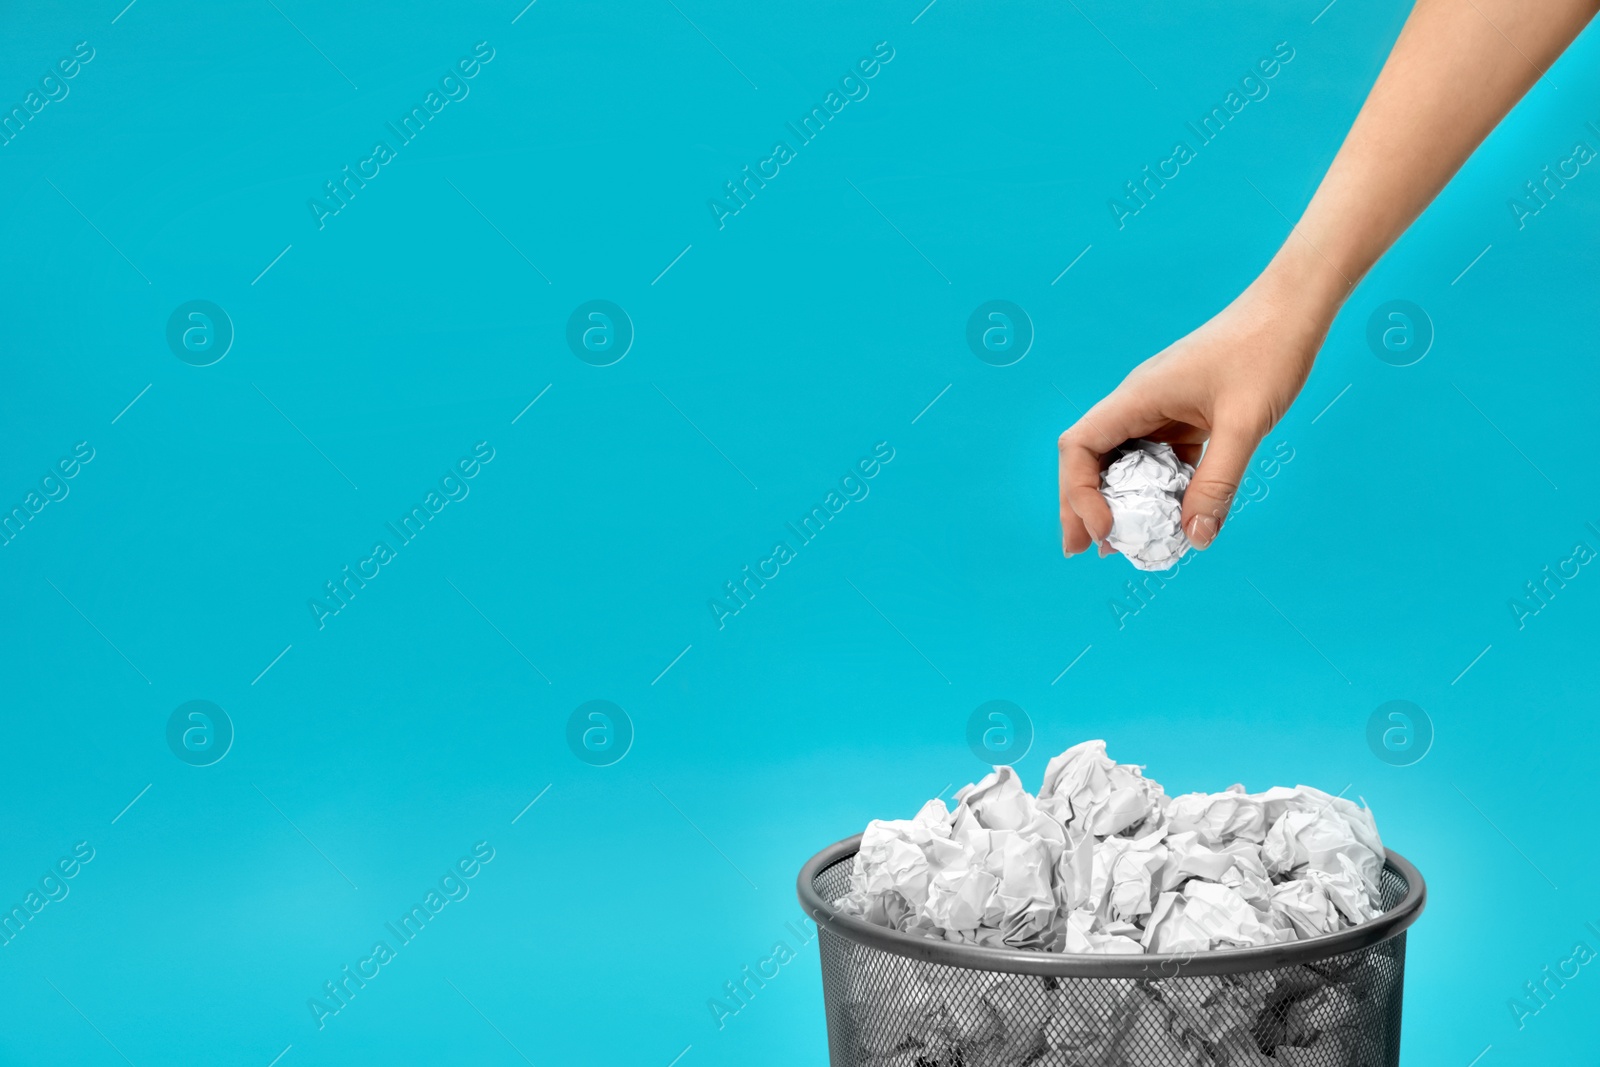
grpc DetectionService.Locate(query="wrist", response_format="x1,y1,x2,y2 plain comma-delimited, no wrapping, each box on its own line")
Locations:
1254,236,1356,333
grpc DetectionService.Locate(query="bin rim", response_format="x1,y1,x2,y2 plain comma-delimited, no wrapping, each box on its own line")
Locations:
796,833,1426,979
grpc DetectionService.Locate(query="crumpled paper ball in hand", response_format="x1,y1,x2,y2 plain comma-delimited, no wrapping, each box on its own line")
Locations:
1100,439,1195,571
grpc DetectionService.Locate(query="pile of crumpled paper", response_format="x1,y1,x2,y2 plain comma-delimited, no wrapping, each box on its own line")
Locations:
831,741,1390,1064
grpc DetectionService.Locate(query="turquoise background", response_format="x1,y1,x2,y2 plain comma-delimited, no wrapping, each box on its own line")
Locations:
2,0,1597,1063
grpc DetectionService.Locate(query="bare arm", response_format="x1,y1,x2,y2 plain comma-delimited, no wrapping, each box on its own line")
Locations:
1060,0,1599,558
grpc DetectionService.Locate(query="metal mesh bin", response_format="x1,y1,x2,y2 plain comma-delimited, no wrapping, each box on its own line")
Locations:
797,834,1426,1066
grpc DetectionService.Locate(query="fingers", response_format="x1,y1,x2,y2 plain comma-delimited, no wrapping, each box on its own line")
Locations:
1180,422,1262,550
1059,435,1095,555
1060,494,1093,556
1058,429,1098,557
1058,394,1154,556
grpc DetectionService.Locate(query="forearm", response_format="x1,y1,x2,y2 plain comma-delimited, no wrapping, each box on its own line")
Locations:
1265,0,1598,316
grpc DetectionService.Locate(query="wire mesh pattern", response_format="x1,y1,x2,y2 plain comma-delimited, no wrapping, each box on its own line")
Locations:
807,850,1413,1066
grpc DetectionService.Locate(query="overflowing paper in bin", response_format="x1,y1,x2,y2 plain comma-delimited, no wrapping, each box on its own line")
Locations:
830,740,1392,1064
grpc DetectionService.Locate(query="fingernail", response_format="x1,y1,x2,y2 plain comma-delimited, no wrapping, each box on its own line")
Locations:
1187,515,1219,548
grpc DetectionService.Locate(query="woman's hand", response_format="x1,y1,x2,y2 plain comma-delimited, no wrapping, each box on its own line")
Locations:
1057,260,1336,558
1056,0,1599,560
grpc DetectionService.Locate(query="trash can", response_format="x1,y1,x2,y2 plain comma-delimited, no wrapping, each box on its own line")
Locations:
797,833,1426,1066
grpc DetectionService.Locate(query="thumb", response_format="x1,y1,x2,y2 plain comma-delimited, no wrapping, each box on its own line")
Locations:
1181,427,1259,550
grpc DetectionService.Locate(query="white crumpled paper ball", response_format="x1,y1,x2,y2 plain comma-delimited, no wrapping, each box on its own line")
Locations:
1100,440,1194,572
